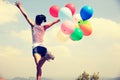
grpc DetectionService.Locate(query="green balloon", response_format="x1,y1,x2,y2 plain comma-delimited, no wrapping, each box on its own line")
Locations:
70,28,83,41
78,20,90,26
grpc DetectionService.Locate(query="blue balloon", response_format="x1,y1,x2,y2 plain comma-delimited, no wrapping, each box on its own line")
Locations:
80,5,94,20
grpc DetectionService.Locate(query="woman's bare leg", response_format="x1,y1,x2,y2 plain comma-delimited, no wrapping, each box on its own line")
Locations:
33,53,46,80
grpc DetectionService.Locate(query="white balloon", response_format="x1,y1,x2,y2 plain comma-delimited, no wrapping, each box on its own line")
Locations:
58,7,72,21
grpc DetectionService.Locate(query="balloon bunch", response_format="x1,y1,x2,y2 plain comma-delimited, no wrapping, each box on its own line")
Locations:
49,3,94,41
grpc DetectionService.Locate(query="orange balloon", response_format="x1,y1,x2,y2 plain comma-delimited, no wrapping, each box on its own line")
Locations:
80,24,92,36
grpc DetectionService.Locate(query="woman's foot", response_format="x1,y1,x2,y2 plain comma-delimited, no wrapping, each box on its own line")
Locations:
45,51,55,61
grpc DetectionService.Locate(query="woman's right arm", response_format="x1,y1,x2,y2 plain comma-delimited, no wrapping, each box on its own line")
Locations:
15,1,34,27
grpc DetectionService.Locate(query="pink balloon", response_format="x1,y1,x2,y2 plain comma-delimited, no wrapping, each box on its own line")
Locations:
65,3,76,15
49,5,60,18
61,21,74,35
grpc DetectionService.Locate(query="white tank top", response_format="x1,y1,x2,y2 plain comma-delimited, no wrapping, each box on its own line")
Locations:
32,25,45,48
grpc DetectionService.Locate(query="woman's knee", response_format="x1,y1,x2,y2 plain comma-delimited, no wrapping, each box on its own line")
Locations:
33,53,41,64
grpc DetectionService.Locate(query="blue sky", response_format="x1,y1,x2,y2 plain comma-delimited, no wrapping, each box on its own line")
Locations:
0,0,120,79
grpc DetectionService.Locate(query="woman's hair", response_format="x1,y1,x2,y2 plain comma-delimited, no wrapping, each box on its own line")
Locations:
35,14,46,25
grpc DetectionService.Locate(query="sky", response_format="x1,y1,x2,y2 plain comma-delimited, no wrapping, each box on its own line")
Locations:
0,0,120,79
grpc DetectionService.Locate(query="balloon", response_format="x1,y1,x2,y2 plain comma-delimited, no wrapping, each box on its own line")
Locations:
80,5,94,20
57,30,69,42
70,28,83,41
61,21,74,35
73,13,81,23
78,20,90,26
80,24,92,36
58,7,72,21
65,3,76,15
49,5,60,18
75,23,79,28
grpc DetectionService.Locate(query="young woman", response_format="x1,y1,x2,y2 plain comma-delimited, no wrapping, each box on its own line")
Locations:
15,1,60,80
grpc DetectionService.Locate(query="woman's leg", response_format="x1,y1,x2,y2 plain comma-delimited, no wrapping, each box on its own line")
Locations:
33,53,46,80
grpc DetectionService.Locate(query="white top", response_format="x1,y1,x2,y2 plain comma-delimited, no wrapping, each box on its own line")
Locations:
31,24,45,48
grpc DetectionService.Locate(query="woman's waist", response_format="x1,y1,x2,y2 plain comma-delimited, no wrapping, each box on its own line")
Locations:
32,42,45,48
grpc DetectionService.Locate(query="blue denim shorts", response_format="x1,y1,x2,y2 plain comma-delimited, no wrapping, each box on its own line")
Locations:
32,46,47,57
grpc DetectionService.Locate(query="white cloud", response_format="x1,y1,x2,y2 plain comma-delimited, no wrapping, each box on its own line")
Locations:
0,0,18,24
11,29,32,42
43,18,120,78
0,46,21,57
1,18,120,79
0,46,35,78
47,45,72,59
90,18,120,40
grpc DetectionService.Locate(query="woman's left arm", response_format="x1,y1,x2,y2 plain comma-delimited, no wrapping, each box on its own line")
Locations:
44,19,60,30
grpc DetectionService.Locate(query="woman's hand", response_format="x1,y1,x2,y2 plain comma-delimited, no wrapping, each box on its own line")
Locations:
57,19,60,22
15,1,21,8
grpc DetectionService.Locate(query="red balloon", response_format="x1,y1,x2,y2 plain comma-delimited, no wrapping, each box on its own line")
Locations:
65,3,76,15
49,5,60,18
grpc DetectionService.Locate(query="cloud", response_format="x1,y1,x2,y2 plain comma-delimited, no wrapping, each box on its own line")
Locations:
0,46,22,58
11,29,32,42
0,46,35,78
0,46,22,78
0,0,18,25
90,18,120,40
43,18,120,78
2,17,120,79
47,45,72,59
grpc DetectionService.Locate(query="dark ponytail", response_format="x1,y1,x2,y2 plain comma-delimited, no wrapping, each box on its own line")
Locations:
35,14,46,25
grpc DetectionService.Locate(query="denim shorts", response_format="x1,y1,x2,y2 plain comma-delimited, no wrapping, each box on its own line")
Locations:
32,46,47,57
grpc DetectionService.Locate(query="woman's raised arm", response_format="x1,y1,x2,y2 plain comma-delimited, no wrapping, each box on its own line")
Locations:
15,1,34,27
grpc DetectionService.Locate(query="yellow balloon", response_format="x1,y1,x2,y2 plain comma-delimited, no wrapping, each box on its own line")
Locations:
75,23,79,28
57,30,69,42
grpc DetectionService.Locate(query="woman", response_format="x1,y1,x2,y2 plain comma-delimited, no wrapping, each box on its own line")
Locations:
15,1,60,80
